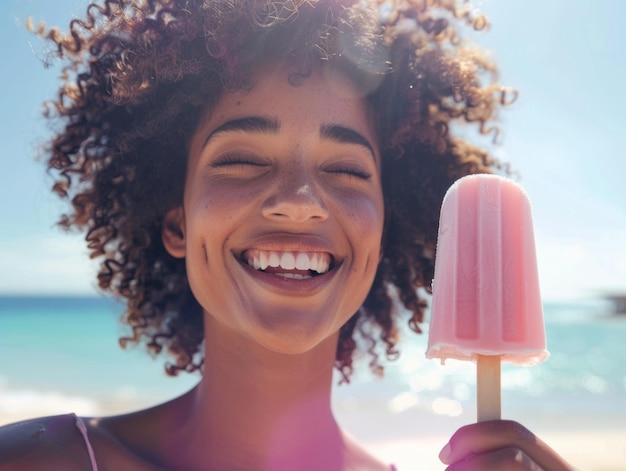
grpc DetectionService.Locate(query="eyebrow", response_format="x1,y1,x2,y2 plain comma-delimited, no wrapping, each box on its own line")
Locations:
319,124,376,162
202,116,376,162
203,116,280,148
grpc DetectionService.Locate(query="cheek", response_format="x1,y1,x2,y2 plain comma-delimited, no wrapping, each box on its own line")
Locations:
186,178,264,224
334,188,384,282
359,192,385,274
182,185,230,263
344,189,385,241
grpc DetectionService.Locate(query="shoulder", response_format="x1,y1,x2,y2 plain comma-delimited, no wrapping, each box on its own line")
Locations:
0,414,93,471
0,412,164,471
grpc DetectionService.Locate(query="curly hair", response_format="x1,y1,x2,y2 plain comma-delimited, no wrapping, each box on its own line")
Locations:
35,0,513,382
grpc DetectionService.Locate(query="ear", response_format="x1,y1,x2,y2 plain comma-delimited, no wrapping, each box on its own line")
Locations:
162,207,186,258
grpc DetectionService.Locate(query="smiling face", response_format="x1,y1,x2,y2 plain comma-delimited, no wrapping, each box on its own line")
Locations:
163,63,385,355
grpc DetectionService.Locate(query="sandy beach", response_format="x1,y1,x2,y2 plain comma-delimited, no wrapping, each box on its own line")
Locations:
367,431,626,471
341,406,626,471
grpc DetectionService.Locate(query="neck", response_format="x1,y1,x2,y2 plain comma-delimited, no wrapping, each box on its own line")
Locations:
164,316,345,471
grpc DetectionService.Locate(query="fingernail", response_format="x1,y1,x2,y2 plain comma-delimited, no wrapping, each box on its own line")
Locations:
439,442,452,463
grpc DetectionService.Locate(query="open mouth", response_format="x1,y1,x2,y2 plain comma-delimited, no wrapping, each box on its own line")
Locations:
241,249,334,280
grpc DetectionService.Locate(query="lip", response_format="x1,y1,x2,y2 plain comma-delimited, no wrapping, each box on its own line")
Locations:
232,233,342,295
236,257,340,295
234,233,338,255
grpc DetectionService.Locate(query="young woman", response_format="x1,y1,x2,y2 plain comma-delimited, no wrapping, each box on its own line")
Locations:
0,0,576,469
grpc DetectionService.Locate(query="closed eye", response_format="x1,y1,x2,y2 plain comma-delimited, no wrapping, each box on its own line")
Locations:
211,153,268,168
326,165,372,181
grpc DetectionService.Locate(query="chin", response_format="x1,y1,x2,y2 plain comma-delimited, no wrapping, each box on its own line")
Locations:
248,319,338,356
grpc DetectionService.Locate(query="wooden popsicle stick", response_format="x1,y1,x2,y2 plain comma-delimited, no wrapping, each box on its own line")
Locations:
477,354,501,421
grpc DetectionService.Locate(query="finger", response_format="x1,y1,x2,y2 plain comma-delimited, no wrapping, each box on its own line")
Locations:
439,420,575,471
445,446,544,471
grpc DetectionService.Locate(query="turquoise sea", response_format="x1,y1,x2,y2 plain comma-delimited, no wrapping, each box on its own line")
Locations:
1,296,625,438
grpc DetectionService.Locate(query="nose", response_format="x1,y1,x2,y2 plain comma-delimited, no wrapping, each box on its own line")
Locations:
261,169,329,223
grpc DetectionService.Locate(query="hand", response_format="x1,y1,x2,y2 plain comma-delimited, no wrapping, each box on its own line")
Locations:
439,420,577,470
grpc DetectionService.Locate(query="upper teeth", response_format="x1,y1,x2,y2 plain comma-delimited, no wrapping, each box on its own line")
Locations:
245,250,331,274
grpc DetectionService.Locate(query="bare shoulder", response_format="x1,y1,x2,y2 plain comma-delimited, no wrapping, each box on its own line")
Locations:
0,414,92,471
0,411,169,471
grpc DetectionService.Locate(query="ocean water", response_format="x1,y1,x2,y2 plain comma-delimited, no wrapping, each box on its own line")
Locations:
1,296,625,437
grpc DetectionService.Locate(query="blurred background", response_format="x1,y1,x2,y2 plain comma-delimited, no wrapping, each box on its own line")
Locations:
1,1,625,470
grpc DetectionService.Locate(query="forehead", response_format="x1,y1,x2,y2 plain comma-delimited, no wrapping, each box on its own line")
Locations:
196,61,377,138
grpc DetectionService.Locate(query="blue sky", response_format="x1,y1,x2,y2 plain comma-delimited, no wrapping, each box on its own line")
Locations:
1,0,625,300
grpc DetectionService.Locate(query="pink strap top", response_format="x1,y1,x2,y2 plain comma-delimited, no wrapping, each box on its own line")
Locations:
75,416,99,471
74,415,397,471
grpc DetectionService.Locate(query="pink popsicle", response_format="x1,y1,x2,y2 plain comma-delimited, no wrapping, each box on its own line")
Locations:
426,174,548,421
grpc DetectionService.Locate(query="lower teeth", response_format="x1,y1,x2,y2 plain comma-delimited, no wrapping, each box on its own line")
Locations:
274,273,311,280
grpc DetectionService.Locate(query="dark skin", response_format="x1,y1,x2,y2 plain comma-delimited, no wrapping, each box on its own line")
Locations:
0,0,578,468
0,64,576,471
0,416,575,470
440,421,576,471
